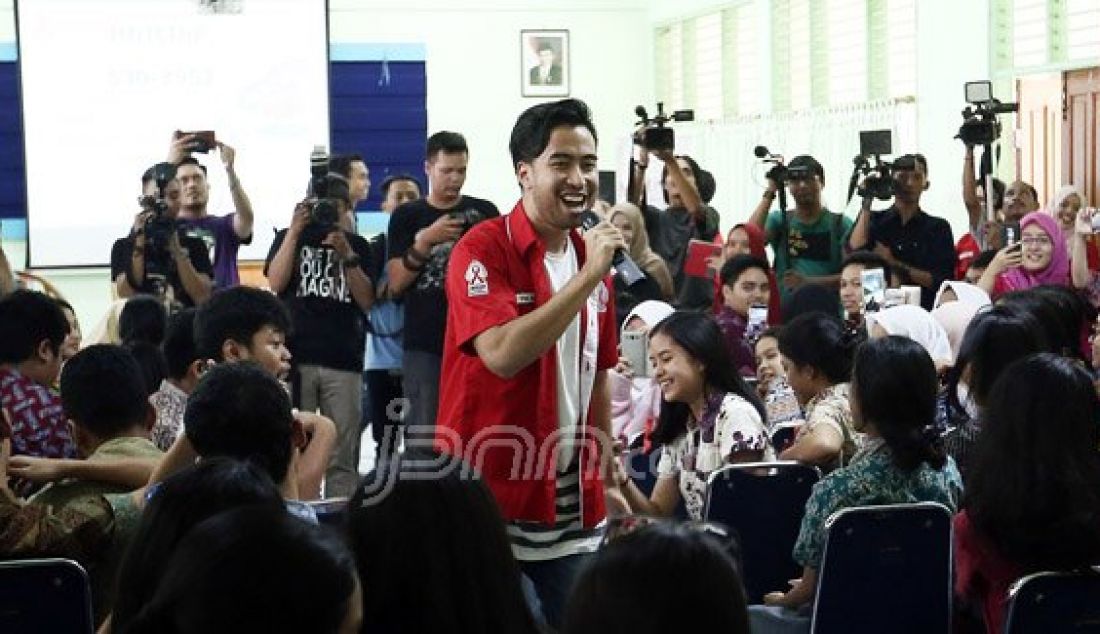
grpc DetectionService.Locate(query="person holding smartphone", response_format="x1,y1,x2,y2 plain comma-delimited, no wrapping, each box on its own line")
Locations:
837,251,893,328
715,255,772,378
977,211,1069,299
1071,206,1100,311
610,300,673,449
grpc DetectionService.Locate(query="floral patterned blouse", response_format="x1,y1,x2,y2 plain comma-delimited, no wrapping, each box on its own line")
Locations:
792,438,963,569
796,382,860,472
657,392,773,520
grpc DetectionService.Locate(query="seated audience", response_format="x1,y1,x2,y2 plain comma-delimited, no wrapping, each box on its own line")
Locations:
612,312,769,520
978,212,1069,299
865,305,954,372
837,251,892,327
782,283,842,322
939,305,1047,478
119,295,169,396
149,308,200,451
1000,284,1092,362
346,451,538,634
121,507,361,634
930,300,987,366
964,249,996,285
932,280,990,309
955,353,1100,634
1048,184,1085,251
1070,206,1100,312
111,458,286,633
564,521,750,634
755,336,962,626
715,255,773,377
754,327,805,436
609,202,674,324
776,312,861,471
610,300,674,448
714,223,781,323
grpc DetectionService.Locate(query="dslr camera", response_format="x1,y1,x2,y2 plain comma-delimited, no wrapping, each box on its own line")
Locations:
956,81,1018,147
138,162,179,278
634,102,694,153
306,146,350,230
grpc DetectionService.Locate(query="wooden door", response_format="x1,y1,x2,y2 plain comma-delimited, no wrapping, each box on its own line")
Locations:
1016,73,1064,207
1064,67,1100,207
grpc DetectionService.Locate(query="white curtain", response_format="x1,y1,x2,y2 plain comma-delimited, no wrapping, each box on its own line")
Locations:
615,98,919,234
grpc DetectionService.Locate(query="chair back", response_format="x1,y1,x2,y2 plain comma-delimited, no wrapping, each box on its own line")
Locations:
308,497,350,527
703,461,820,603
0,558,93,633
1004,569,1100,633
811,502,953,634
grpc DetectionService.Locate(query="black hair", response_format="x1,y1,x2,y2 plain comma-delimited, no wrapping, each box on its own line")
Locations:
895,153,929,176
999,286,1089,362
123,507,357,634
969,249,997,270
697,169,716,203
54,297,74,315
184,363,294,485
346,451,538,634
60,344,148,438
778,312,861,385
162,308,198,381
509,99,598,170
0,289,69,364
782,283,841,322
119,295,167,345
659,154,703,205
944,304,1047,421
194,287,291,361
841,250,893,284
788,154,824,181
123,341,168,397
719,254,770,287
756,325,783,343
173,156,208,176
649,312,767,446
379,174,422,199
328,153,364,179
427,131,469,160
852,336,945,472
111,458,285,633
966,353,1100,572
563,522,749,634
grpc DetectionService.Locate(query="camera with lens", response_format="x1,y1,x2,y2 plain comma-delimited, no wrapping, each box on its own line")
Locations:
306,146,350,230
448,207,485,231
847,130,905,203
956,80,1018,147
634,102,694,153
139,162,179,278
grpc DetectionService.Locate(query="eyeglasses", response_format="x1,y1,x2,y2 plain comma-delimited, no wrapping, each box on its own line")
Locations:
1020,236,1052,247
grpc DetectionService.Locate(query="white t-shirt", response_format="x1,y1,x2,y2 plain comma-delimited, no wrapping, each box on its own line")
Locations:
544,240,581,471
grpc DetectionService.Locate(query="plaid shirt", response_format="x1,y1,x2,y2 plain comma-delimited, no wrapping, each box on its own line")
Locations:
0,367,76,460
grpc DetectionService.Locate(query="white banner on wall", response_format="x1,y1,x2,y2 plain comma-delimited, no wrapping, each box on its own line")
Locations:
17,0,330,267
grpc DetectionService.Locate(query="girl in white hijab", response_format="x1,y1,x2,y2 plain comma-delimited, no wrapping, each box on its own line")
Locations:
865,305,954,370
930,281,991,364
610,300,675,447
932,281,991,310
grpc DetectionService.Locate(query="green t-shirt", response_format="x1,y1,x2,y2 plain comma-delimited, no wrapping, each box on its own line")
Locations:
765,208,853,301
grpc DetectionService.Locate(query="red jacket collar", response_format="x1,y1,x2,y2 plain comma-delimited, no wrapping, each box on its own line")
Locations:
507,199,588,262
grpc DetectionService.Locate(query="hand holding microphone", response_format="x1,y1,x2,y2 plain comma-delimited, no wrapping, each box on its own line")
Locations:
579,210,647,286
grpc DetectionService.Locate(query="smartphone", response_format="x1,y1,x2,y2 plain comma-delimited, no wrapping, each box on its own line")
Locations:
1001,222,1021,247
0,559,93,632
179,130,216,153
860,268,887,314
748,305,768,328
621,331,650,378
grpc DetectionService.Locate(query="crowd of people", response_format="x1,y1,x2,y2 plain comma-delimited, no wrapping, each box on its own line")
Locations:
0,96,1098,634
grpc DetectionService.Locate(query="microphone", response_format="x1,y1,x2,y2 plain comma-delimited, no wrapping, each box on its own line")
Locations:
754,145,770,158
579,211,647,287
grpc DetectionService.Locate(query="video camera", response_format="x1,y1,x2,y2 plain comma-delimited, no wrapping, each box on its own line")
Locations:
753,146,813,184
846,130,898,203
306,146,349,230
634,102,694,152
139,162,179,279
956,80,1018,147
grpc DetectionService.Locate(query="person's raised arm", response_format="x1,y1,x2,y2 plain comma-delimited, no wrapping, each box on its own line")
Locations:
386,213,464,297
219,143,255,241
628,137,648,207
652,149,702,219
170,233,213,305
846,196,875,251
266,203,309,294
471,223,623,379
976,244,1021,296
1072,208,1095,290
293,411,336,501
962,145,981,232
748,178,778,237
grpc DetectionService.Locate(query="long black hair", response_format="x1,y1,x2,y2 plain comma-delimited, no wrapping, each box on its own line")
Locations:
777,311,861,385
999,285,1091,362
852,336,945,472
649,312,766,446
966,353,1100,571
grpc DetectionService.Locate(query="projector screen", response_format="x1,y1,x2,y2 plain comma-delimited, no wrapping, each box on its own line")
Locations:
16,0,330,267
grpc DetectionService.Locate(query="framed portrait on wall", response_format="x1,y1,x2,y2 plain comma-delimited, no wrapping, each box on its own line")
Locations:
521,30,569,97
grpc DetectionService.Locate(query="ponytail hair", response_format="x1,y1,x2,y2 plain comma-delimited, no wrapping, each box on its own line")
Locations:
777,312,862,385
853,336,945,472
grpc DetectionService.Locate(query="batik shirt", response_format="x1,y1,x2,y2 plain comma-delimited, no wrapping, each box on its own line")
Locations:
796,383,859,471
0,367,76,460
792,438,963,569
657,392,772,520
149,379,189,451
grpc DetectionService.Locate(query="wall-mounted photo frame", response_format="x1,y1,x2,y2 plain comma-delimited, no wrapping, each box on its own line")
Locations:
521,30,569,97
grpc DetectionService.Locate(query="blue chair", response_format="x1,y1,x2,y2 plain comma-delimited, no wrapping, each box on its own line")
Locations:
625,447,658,496
811,502,953,634
0,558,93,633
1003,569,1100,633
703,461,820,604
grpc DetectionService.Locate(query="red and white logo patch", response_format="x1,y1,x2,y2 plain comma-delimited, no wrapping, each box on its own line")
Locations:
465,260,489,297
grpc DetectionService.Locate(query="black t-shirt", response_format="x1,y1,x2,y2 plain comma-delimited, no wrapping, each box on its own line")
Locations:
264,225,374,372
642,203,720,310
386,196,500,355
110,229,214,308
862,207,956,310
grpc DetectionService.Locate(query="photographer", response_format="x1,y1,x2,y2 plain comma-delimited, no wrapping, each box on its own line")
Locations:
264,173,374,499
168,132,255,289
747,155,852,308
957,145,1006,278
110,166,214,308
847,154,955,310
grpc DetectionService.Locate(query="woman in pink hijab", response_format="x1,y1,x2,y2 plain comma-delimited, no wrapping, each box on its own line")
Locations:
977,211,1069,300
